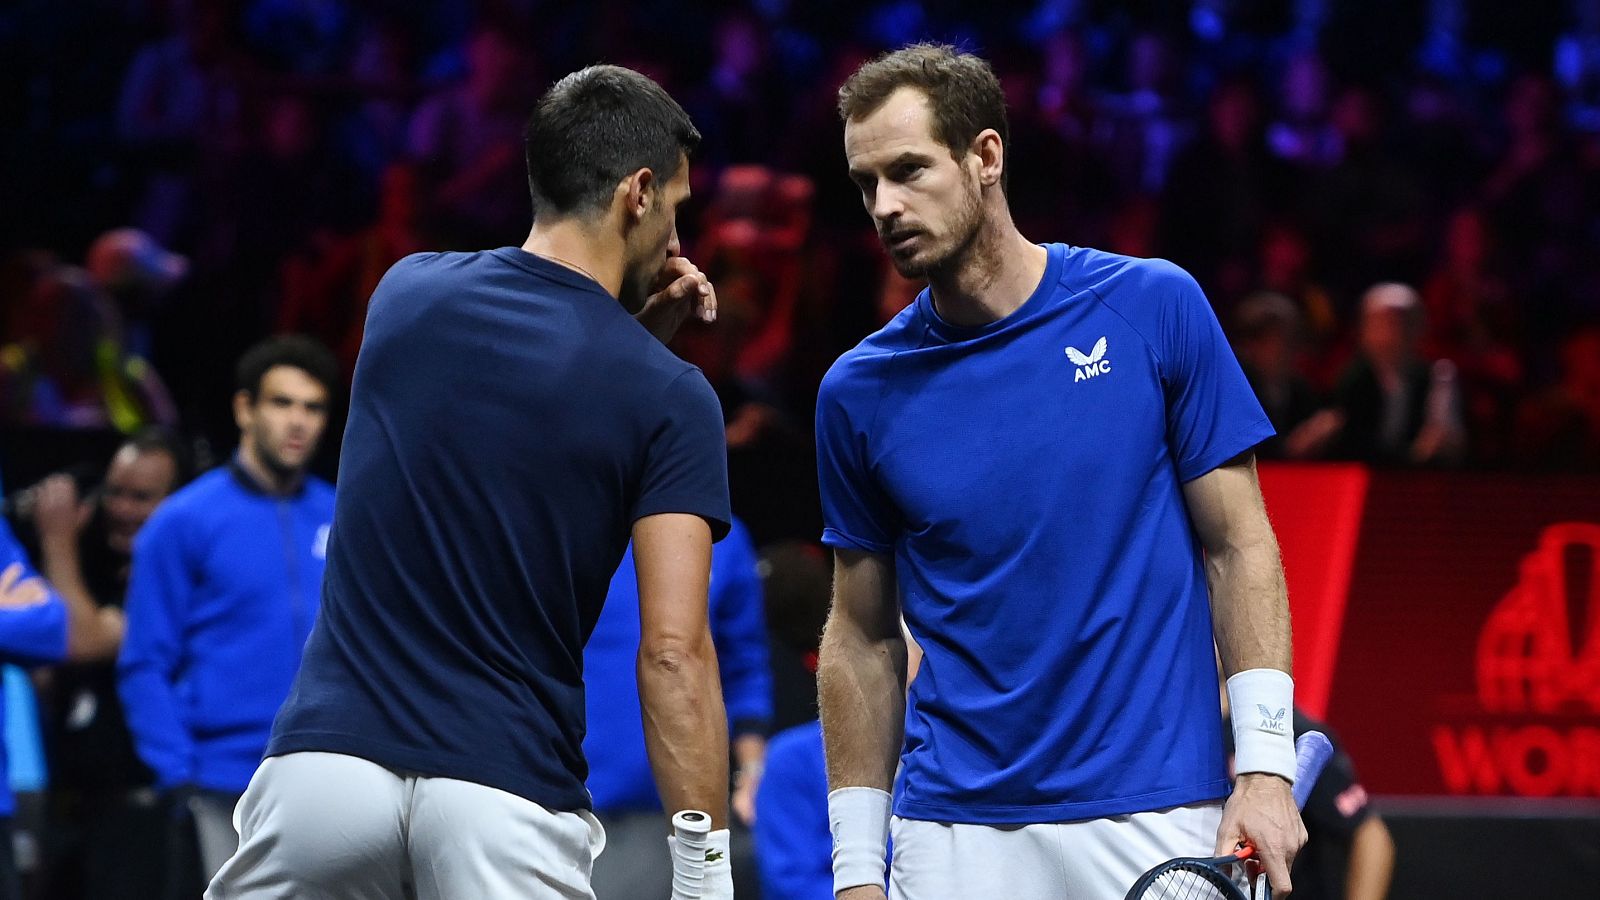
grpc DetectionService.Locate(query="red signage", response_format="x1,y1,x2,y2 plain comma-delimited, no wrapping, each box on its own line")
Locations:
1259,466,1600,798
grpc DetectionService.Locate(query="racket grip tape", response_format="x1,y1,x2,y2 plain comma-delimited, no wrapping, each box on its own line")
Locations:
670,810,711,898
1291,731,1334,810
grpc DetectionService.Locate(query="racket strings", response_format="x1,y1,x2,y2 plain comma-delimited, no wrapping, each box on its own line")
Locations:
1144,862,1249,900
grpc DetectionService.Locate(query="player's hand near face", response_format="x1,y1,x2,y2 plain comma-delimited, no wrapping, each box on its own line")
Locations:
636,256,716,344
836,886,886,900
1216,772,1307,896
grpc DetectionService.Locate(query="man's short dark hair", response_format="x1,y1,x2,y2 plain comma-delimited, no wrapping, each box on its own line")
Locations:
837,43,1009,184
235,335,340,402
523,65,701,218
123,426,194,486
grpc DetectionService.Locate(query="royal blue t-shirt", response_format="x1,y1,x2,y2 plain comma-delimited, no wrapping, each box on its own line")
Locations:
816,245,1273,825
269,248,732,812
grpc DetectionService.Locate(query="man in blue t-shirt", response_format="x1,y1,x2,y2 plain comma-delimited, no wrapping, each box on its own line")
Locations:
213,66,736,900
816,45,1307,900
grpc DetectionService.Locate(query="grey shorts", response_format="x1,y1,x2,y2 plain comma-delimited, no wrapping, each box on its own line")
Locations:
205,751,606,900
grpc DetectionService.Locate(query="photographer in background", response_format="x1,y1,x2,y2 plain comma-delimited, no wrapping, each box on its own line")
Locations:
5,428,188,899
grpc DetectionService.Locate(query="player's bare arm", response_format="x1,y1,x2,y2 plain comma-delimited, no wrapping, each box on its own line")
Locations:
1182,453,1307,896
818,548,905,900
634,512,731,829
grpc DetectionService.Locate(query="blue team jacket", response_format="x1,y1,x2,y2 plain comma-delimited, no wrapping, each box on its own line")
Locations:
0,516,67,818
754,720,833,900
583,518,773,811
117,460,333,793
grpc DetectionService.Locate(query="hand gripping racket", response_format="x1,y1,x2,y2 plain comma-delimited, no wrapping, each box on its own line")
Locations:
1122,731,1335,900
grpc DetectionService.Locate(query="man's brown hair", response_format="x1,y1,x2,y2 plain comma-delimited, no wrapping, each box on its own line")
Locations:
837,43,1009,185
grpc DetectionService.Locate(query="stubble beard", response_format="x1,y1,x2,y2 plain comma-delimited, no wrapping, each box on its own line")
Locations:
888,178,984,281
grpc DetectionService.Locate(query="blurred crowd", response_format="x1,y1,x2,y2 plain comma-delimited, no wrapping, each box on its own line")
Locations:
3,0,1600,491
3,1,1581,897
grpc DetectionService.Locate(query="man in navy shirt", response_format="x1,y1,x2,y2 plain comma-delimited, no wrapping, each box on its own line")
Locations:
118,336,339,891
213,66,735,899
816,45,1306,900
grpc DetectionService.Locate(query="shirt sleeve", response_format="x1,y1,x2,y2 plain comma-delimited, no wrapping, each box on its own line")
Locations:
815,370,898,553
116,507,198,789
709,520,773,736
0,518,67,666
1155,264,1275,481
632,369,732,541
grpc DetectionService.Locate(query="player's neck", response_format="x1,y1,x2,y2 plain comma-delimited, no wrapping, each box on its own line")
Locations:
521,221,624,299
927,219,1047,329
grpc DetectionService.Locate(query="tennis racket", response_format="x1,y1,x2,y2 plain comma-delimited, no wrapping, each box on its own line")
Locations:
1122,731,1335,900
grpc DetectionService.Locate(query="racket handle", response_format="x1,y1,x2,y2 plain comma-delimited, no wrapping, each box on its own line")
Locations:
1291,731,1334,810
670,809,712,898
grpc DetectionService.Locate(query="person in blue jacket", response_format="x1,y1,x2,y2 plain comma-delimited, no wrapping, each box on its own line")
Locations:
584,516,772,897
117,336,339,890
0,517,70,900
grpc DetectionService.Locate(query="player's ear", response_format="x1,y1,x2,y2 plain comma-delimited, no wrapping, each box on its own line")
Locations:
232,389,254,433
972,128,1003,188
621,167,655,224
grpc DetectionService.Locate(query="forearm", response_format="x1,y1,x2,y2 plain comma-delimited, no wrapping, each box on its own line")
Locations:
1206,523,1291,676
40,533,123,662
639,634,731,829
817,616,906,791
1345,817,1395,900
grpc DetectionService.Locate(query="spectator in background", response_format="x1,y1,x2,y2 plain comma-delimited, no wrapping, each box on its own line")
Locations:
1267,50,1340,170
1310,87,1428,299
114,2,242,244
1232,293,1321,459
1421,206,1524,462
5,429,188,900
278,163,426,379
117,336,337,893
407,26,537,245
1094,30,1188,194
85,227,190,361
1160,77,1285,304
1255,222,1341,377
1516,327,1600,470
584,517,772,899
0,479,167,898
688,11,786,167
1295,283,1466,465
1556,0,1600,131
0,265,178,433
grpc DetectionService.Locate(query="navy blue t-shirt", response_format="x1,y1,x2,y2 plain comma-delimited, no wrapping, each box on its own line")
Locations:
817,244,1273,824
268,248,731,812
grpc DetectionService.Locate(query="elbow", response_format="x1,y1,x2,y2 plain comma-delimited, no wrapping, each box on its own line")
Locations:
638,636,715,677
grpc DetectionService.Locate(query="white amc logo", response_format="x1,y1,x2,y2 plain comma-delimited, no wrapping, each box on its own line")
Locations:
1066,337,1111,382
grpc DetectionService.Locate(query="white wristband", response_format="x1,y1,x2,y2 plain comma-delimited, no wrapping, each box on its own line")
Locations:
668,816,733,900
1227,668,1296,781
827,787,891,894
